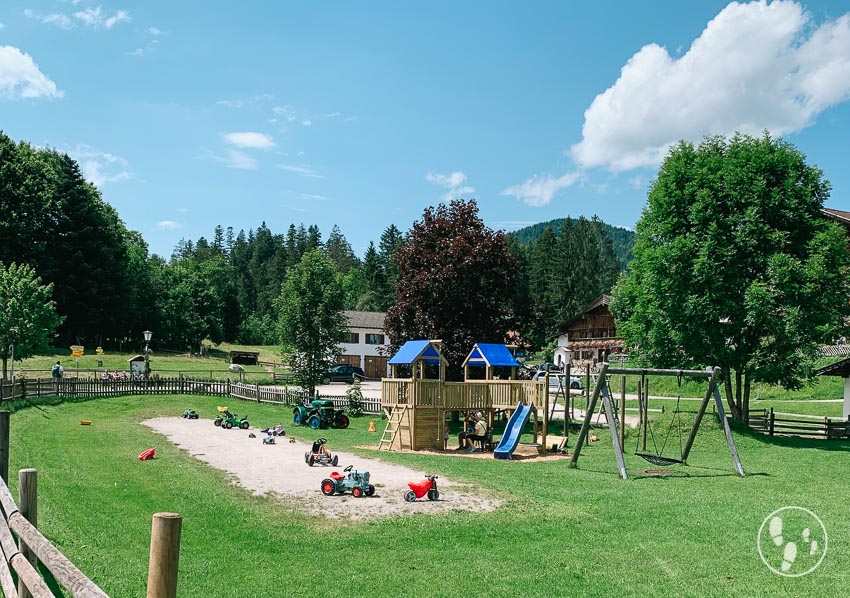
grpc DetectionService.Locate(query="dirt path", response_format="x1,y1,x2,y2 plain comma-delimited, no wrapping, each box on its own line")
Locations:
142,417,502,520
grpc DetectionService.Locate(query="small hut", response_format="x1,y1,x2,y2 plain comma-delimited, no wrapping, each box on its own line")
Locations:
229,350,259,366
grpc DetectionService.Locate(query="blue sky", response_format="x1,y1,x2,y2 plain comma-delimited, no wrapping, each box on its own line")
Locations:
2,0,850,258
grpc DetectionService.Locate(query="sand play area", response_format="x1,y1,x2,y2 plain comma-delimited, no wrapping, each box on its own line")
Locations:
143,417,502,520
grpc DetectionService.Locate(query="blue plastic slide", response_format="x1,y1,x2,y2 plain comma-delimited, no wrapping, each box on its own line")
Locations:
493,402,533,460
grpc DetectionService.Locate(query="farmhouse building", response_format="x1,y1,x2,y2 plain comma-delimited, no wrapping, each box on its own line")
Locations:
551,295,624,370
339,310,390,379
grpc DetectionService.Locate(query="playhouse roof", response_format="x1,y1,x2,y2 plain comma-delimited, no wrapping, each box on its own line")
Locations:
462,343,519,368
388,340,447,366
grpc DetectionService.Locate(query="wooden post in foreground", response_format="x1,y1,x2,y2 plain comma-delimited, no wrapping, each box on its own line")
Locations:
147,512,182,598
0,411,9,486
18,469,37,598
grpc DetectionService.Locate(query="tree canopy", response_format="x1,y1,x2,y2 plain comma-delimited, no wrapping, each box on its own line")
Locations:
384,199,518,379
0,263,63,379
277,250,346,395
611,133,850,420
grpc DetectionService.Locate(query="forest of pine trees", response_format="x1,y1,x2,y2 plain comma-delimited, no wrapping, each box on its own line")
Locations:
0,131,633,352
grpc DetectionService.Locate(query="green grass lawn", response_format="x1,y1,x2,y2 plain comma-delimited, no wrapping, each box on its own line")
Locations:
5,393,849,597
15,351,282,383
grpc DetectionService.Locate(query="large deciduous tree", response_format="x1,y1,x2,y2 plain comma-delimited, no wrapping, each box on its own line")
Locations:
277,250,346,395
385,199,518,379
611,133,850,421
0,263,63,379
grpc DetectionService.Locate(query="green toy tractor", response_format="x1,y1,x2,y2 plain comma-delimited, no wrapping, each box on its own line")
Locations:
292,399,350,430
214,406,249,430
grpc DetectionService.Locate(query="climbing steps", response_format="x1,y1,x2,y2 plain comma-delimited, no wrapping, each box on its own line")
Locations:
378,406,408,450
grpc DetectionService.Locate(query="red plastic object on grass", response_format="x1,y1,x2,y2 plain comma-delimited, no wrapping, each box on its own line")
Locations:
138,448,156,461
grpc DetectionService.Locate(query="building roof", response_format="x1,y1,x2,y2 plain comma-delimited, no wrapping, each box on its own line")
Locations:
388,340,447,366
343,310,386,330
552,294,614,336
823,207,850,226
462,343,519,368
816,356,850,378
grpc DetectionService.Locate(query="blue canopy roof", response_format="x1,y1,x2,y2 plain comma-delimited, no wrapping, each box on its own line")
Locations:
463,343,519,368
388,340,447,365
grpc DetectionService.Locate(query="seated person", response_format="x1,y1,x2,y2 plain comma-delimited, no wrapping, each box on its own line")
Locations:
457,412,488,452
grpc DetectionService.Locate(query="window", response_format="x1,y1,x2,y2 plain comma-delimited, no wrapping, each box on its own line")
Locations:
344,332,359,344
366,333,385,345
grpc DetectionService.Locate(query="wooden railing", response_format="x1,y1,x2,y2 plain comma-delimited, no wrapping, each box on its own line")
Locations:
749,408,850,439
381,379,544,411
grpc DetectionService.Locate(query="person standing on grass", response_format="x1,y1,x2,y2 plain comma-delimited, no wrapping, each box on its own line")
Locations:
51,360,64,392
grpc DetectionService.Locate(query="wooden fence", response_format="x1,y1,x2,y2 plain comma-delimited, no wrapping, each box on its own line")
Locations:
0,377,384,415
749,408,850,439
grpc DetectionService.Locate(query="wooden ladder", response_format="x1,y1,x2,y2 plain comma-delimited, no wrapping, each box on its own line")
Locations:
378,406,408,450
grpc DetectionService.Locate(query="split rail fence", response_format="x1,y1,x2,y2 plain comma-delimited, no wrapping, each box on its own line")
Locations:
748,407,850,439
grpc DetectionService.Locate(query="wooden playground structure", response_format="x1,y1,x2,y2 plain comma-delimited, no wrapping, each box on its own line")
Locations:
569,362,745,480
379,341,552,451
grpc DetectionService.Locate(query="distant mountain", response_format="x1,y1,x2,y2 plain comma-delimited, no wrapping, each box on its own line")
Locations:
510,218,635,269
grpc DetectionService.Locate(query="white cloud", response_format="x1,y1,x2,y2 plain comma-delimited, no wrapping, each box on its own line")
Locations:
69,145,132,186
425,170,475,201
273,105,298,122
278,163,322,178
74,6,130,29
26,6,130,30
24,10,74,30
297,192,327,201
217,149,258,170
156,221,182,231
222,131,275,150
0,21,5,30
301,119,312,126
502,172,581,207
147,26,163,36
0,46,63,100
571,1,850,171
128,48,144,57
628,176,644,189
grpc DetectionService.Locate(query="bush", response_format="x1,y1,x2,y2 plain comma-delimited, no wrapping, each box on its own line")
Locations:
345,379,364,417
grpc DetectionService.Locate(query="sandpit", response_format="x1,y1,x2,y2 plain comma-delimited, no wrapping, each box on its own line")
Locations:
142,417,502,520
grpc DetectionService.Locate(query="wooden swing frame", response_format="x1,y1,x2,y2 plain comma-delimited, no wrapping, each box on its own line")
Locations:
568,363,745,480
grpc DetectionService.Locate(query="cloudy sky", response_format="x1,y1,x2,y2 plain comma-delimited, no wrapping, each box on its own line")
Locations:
2,1,850,257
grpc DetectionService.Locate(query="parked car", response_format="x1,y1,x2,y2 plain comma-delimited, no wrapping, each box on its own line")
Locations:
320,364,365,384
531,370,582,390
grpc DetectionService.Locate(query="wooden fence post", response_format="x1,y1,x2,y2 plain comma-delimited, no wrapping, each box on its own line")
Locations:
769,408,775,436
146,512,182,598
17,468,37,598
0,411,9,486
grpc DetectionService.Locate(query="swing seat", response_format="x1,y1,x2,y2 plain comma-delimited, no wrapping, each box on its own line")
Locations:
635,452,684,466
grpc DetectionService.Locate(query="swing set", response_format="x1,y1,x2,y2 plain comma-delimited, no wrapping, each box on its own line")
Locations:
569,362,745,480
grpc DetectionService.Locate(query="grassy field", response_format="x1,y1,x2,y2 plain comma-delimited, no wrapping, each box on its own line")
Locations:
15,350,284,383
5,392,849,597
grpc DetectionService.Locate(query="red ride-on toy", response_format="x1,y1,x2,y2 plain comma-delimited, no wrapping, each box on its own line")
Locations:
305,437,339,467
404,474,439,502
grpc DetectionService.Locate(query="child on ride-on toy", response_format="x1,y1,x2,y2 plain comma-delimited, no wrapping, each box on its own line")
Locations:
305,437,339,467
